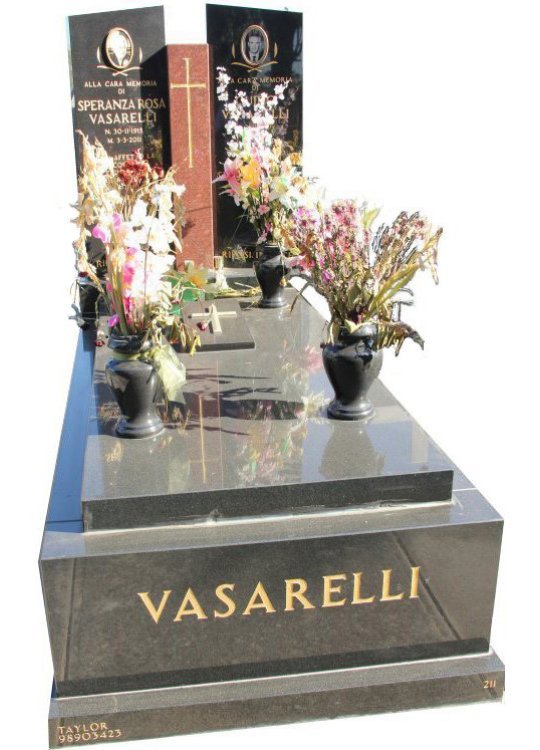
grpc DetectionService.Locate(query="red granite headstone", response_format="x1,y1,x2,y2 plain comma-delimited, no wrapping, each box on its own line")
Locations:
168,45,217,268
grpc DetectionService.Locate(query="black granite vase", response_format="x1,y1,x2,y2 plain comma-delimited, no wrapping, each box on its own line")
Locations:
77,277,100,327
322,324,383,420
105,333,164,439
254,243,287,308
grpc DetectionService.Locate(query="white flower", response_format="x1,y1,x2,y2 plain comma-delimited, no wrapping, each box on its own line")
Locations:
275,83,288,100
131,199,147,226
146,216,176,255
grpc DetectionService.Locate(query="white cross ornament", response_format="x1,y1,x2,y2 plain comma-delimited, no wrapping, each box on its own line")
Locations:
189,304,237,335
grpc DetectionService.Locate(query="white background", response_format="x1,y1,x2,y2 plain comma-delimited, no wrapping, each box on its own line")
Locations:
1,0,538,747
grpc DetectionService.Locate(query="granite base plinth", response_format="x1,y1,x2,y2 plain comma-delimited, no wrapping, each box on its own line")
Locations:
48,651,504,748
41,486,502,699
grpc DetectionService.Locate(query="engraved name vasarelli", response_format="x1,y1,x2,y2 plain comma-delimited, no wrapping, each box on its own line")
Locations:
137,567,421,624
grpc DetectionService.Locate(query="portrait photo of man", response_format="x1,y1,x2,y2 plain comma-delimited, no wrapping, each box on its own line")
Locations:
241,25,268,66
105,27,134,70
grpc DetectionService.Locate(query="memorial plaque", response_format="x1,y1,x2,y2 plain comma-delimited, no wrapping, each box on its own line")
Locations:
168,45,217,268
68,6,171,174
206,4,303,263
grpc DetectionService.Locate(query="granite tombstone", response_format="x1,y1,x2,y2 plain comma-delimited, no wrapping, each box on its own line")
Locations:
206,3,303,264
40,293,504,746
41,7,504,744
68,5,171,292
68,6,171,173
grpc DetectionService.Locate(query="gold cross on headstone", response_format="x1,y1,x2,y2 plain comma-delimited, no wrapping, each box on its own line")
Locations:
189,304,237,335
171,57,207,169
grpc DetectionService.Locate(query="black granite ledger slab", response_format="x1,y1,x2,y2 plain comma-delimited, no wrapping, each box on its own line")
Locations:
81,292,455,531
48,651,504,747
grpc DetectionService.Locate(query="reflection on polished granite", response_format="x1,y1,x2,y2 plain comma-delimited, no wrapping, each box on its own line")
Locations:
82,293,455,530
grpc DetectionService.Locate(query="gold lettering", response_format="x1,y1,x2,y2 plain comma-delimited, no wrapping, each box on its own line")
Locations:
351,572,375,604
322,574,347,607
137,590,171,624
285,578,315,611
381,569,404,601
243,582,276,615
410,566,421,599
214,583,236,618
174,588,208,621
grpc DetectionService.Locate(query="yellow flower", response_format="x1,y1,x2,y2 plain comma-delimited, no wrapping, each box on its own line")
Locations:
185,261,209,289
240,159,261,189
290,151,302,166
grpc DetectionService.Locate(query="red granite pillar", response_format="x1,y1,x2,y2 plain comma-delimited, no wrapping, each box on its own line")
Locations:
168,45,217,268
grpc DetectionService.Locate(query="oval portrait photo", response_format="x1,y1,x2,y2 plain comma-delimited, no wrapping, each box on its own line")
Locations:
104,27,134,70
240,24,269,67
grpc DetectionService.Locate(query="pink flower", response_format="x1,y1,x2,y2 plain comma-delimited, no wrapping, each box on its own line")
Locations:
299,256,314,271
219,158,241,194
258,205,270,215
123,262,137,286
108,314,119,328
92,224,110,243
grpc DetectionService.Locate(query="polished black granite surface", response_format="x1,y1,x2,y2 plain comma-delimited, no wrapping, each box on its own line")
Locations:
41,484,502,697
81,293,455,531
49,651,504,747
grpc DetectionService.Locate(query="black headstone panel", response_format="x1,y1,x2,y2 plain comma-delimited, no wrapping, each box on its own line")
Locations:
206,4,303,264
68,5,171,176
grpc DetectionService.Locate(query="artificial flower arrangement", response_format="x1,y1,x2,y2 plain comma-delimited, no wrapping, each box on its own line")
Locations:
281,199,443,419
283,200,442,349
215,70,310,307
72,135,204,409
215,69,308,245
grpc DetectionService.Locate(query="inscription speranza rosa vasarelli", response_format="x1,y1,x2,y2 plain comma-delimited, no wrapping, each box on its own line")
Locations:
138,567,421,624
77,96,166,126
57,722,122,744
